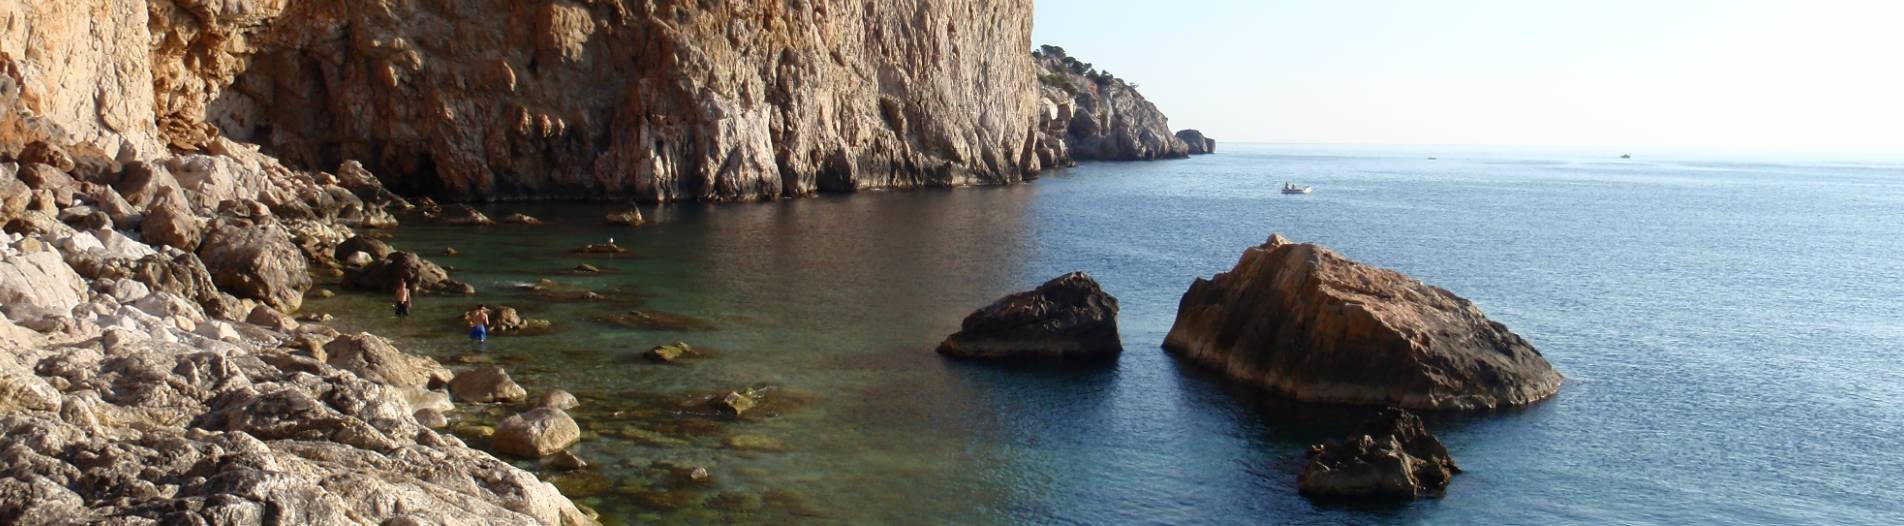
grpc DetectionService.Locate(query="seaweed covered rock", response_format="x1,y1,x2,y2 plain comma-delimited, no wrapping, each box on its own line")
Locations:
1164,234,1562,410
1298,407,1460,499
936,272,1121,361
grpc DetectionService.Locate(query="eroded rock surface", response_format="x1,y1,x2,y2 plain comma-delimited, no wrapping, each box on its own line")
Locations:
937,272,1123,361
1164,234,1563,410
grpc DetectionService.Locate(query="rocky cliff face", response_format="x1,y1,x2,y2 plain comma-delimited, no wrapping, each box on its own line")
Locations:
1164,234,1563,410
162,0,1049,201
4,2,1207,205
1031,45,1189,162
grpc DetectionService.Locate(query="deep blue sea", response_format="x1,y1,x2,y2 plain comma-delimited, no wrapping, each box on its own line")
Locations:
319,144,1904,525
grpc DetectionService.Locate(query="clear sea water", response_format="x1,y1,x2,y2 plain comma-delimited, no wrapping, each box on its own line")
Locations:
312,144,1904,525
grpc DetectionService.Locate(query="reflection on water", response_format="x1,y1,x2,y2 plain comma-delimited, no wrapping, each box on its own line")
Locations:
312,145,1904,525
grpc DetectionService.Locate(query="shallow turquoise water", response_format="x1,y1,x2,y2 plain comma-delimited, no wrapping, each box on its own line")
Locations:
315,144,1904,524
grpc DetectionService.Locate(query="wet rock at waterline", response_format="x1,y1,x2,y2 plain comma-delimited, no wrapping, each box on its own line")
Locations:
449,366,529,404
572,243,627,254
324,332,453,389
1298,407,1460,500
343,251,475,295
937,272,1122,361
536,389,580,410
1162,234,1562,410
432,204,494,225
501,213,541,225
604,209,645,227
646,342,697,363
493,407,582,458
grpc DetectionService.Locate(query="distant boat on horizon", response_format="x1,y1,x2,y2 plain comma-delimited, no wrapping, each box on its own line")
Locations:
1281,182,1312,195
1620,153,1632,159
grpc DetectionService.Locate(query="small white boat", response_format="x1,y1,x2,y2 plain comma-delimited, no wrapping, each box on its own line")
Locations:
1281,182,1312,195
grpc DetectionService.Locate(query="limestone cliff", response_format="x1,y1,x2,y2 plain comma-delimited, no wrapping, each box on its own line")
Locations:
163,0,1049,201
1032,45,1189,162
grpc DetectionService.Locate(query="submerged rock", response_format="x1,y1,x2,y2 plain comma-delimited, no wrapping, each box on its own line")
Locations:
644,342,695,363
593,310,715,332
493,407,581,458
1164,234,1562,410
1298,407,1460,499
936,272,1122,361
724,434,788,452
571,243,626,254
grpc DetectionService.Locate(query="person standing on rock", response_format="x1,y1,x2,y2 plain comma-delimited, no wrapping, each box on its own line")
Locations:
393,279,412,318
466,304,490,344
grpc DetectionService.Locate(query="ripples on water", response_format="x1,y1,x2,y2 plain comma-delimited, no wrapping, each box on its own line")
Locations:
312,145,1904,525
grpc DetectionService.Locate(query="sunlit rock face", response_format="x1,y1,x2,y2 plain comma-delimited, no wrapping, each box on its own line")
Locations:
138,0,1045,202
1164,234,1564,411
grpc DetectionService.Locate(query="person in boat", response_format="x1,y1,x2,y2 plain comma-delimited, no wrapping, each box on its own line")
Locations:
393,279,411,318
465,304,490,343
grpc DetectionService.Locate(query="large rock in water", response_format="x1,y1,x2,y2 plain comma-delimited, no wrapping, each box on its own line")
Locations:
492,407,581,459
936,272,1122,361
1175,129,1216,154
343,251,474,295
1163,234,1562,410
1298,407,1460,499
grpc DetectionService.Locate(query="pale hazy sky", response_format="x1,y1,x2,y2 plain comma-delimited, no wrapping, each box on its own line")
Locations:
1031,0,1904,154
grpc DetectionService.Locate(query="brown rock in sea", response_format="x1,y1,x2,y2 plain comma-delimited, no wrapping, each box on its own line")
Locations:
1298,407,1460,499
448,366,528,404
1163,234,1562,410
936,272,1122,361
493,407,581,459
343,251,475,296
1175,129,1216,155
433,204,494,226
603,209,644,227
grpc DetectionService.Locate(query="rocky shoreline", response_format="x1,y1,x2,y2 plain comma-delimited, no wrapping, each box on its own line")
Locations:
0,140,596,522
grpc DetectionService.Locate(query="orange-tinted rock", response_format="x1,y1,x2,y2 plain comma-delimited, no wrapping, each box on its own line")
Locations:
1164,234,1561,410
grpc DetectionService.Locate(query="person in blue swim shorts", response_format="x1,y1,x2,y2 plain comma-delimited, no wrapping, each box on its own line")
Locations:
465,304,490,343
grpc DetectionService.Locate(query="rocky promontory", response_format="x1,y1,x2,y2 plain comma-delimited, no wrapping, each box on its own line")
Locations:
937,272,1122,361
1032,46,1192,162
1163,234,1562,410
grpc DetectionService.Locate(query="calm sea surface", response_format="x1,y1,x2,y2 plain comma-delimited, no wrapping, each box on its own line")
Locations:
313,144,1904,525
